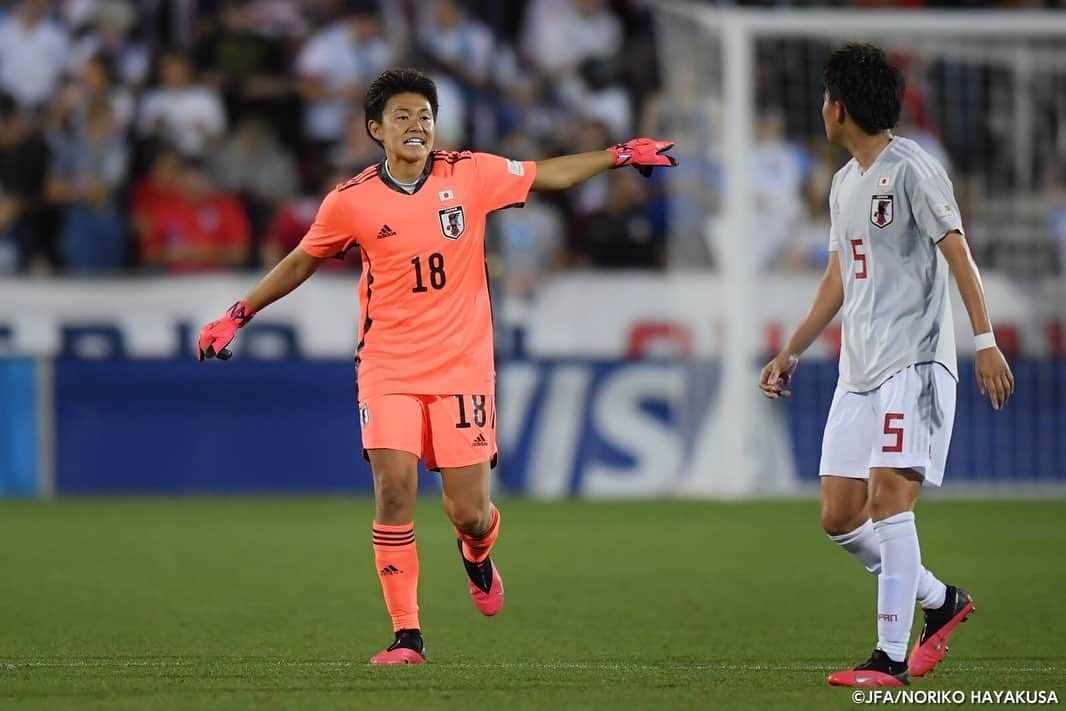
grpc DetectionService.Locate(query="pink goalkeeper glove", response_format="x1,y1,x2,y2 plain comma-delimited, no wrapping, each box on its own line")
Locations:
607,138,678,177
197,300,255,361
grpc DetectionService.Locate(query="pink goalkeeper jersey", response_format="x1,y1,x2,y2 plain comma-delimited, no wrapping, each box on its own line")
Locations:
300,150,537,399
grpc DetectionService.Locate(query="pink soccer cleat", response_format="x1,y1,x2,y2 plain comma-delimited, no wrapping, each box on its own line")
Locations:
909,585,974,677
458,540,504,616
828,649,911,687
369,629,426,665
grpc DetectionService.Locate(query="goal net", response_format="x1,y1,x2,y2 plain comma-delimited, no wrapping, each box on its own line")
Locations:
649,5,1066,494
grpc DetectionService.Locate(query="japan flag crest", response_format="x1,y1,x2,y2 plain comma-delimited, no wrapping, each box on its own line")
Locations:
870,194,894,228
438,206,466,239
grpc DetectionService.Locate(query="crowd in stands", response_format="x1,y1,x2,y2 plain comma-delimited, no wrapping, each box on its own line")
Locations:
0,0,1062,290
0,0,668,290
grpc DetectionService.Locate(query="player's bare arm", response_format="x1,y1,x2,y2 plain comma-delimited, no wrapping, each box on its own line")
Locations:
197,247,324,360
937,230,1015,410
760,252,844,399
531,139,677,191
245,246,325,311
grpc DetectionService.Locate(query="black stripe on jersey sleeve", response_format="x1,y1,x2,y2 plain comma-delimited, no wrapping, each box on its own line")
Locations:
338,165,380,191
488,202,526,214
933,229,962,245
435,150,473,164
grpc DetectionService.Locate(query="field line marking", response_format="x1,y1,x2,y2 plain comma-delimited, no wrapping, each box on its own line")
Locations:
2,660,1059,674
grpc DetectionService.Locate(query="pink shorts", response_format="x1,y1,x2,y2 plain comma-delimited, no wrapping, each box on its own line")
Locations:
359,393,497,471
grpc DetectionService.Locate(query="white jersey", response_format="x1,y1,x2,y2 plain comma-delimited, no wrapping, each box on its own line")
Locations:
828,136,963,392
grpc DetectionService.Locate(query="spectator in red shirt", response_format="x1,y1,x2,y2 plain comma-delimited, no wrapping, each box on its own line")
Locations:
138,156,250,272
130,143,182,256
260,168,356,272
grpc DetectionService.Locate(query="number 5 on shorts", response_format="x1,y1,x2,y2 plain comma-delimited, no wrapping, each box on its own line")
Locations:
882,412,904,453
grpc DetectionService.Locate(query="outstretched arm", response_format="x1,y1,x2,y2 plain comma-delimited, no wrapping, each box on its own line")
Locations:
243,246,324,312
532,139,676,191
198,247,324,360
532,151,614,191
759,252,844,398
937,230,1014,410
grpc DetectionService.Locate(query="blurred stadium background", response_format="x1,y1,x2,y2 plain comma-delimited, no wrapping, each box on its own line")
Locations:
0,0,1062,497
1,1,1065,707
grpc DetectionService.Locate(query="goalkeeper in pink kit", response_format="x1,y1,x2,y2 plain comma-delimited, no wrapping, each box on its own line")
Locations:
197,68,677,664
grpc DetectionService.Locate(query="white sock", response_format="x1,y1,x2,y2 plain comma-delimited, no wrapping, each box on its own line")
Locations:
828,519,881,573
830,519,947,609
874,512,921,662
917,568,947,610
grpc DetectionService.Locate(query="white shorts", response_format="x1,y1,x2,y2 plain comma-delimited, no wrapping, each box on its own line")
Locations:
819,363,956,487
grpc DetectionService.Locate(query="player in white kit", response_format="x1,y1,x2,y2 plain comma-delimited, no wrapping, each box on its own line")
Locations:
759,44,1014,687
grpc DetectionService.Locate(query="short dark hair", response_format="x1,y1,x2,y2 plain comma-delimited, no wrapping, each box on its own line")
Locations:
823,43,904,135
364,68,438,145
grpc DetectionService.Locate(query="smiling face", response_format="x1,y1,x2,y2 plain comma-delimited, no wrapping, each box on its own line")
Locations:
368,92,435,168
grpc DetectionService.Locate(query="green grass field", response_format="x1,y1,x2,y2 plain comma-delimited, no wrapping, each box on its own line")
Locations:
1,499,1063,710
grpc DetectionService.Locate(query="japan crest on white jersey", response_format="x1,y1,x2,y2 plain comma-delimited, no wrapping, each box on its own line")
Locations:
827,136,964,392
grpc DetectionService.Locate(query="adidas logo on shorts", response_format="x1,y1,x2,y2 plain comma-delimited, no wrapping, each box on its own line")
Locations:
472,433,488,447
377,224,397,239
